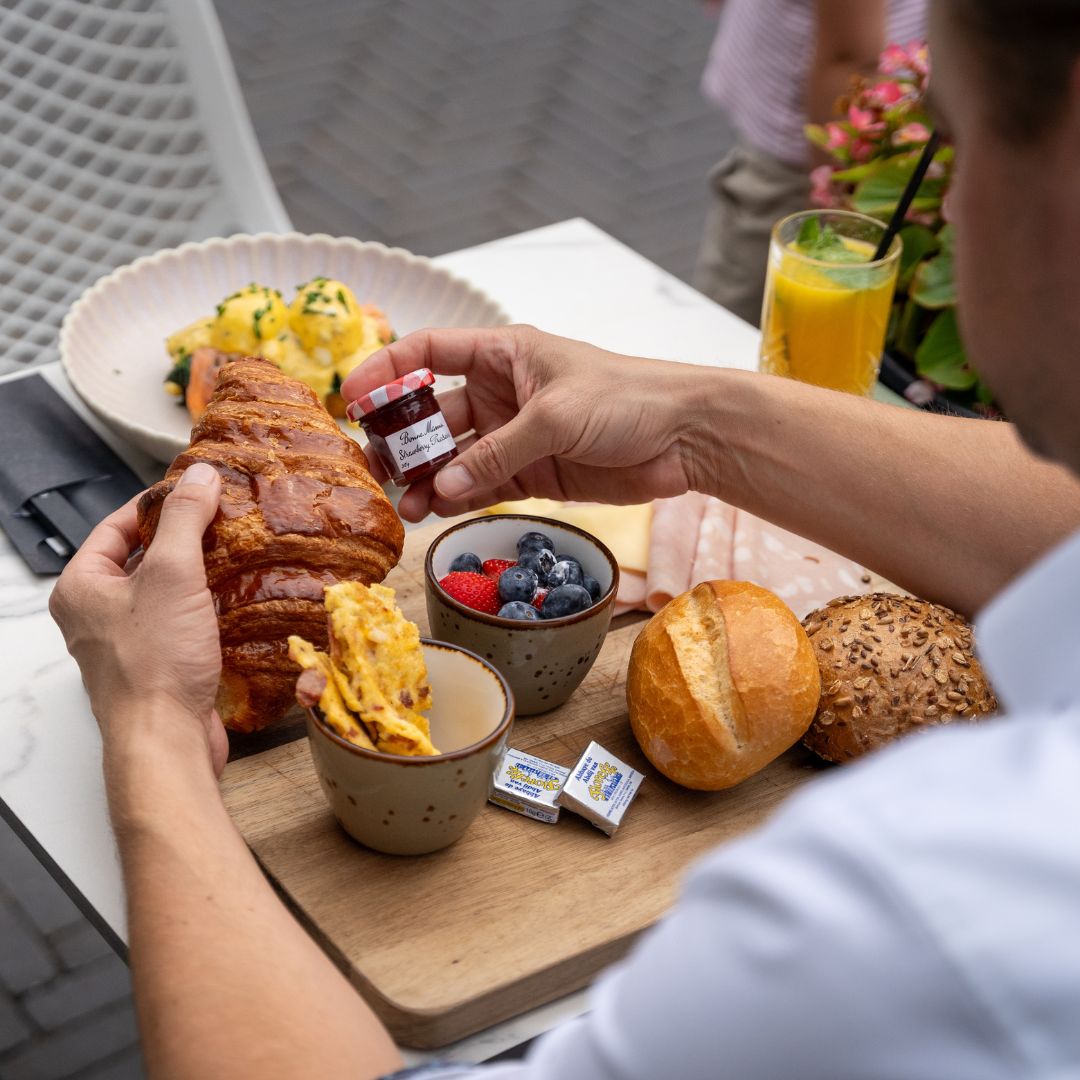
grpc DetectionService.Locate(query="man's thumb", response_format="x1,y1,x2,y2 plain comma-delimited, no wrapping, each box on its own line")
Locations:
434,410,551,501
150,463,221,570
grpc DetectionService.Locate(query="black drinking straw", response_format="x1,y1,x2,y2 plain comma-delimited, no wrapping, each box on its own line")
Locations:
872,130,942,260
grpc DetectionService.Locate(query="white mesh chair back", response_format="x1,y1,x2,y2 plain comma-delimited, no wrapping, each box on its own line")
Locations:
0,0,290,376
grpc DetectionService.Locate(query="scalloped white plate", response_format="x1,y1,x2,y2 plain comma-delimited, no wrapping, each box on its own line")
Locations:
60,233,509,463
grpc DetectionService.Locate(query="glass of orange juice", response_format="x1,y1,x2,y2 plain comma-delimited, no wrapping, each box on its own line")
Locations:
759,210,901,396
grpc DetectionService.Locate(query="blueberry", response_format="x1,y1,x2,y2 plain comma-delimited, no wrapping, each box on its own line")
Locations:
449,551,483,574
498,566,538,604
517,531,555,555
582,574,602,601
498,600,540,621
540,583,592,619
547,558,584,588
517,547,555,585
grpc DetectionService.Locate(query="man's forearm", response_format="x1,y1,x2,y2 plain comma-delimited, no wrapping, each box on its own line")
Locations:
106,715,402,1080
682,369,1080,616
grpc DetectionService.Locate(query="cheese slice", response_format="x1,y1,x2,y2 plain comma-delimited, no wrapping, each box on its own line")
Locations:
484,498,653,574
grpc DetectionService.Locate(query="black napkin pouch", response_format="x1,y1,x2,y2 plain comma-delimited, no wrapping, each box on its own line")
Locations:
0,375,146,574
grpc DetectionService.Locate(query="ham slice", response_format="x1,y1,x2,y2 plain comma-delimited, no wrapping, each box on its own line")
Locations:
728,511,872,619
614,570,647,616
295,666,327,709
644,493,711,611
613,491,875,618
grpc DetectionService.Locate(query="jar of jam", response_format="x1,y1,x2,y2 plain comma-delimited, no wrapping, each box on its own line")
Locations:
345,367,458,487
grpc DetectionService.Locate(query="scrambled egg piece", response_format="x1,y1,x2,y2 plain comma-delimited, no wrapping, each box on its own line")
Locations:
288,636,377,751
288,582,437,757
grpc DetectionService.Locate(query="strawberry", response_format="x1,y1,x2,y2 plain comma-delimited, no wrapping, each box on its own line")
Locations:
532,588,548,610
439,572,501,616
483,558,516,579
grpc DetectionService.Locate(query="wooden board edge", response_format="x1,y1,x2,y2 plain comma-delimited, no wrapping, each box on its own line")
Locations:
252,843,641,1050
366,934,640,1050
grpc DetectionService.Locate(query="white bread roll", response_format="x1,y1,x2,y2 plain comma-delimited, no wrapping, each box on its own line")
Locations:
627,581,821,791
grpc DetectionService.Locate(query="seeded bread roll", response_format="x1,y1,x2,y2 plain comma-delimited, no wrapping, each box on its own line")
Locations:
801,593,997,763
627,581,821,791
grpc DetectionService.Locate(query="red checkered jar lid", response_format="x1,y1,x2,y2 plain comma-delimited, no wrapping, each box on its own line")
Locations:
346,367,436,421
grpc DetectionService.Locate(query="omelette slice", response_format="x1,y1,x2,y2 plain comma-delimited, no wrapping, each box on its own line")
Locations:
288,635,377,751
289,582,438,757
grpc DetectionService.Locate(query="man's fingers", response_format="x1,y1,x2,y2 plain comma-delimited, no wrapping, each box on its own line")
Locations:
432,385,475,438
432,400,561,506
65,495,142,575
144,463,222,582
339,325,528,403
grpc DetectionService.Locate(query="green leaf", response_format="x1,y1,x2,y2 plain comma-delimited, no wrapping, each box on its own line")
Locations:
916,309,975,389
937,223,954,255
797,215,822,247
890,297,924,359
897,224,939,289
851,154,945,218
794,219,868,266
976,378,997,405
910,250,956,309
831,159,887,184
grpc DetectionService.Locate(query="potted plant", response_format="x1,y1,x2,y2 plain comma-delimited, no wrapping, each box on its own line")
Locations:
806,41,999,418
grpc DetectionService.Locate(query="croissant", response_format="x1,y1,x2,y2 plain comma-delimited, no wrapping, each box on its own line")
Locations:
137,356,404,733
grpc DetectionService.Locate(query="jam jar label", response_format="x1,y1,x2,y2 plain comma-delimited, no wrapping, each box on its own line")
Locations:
385,413,456,470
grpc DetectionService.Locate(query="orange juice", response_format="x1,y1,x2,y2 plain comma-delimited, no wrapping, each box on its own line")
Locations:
759,212,901,396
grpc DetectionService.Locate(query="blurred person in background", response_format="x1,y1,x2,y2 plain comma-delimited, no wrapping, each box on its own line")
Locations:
693,0,926,325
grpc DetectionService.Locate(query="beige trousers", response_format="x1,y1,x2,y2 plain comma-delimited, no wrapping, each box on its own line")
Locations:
692,140,810,327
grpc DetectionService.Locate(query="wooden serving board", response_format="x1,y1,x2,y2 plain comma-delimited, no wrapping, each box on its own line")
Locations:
220,520,827,1048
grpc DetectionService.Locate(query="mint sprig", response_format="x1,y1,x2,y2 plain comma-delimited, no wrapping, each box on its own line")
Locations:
795,218,868,265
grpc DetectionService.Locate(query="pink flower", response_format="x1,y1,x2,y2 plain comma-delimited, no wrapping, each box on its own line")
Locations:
868,80,906,108
848,105,887,138
848,104,875,128
894,121,931,146
941,189,953,223
850,138,876,163
926,160,946,180
879,43,911,75
824,122,850,150
809,164,841,208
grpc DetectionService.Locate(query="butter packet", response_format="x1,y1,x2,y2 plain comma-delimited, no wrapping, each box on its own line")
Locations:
556,740,645,836
489,748,571,825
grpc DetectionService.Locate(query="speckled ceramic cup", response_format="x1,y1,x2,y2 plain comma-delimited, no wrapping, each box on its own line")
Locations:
305,640,513,855
425,515,619,716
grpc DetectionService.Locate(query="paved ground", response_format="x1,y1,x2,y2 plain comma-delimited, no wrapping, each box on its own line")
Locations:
0,2,734,1076
219,0,735,278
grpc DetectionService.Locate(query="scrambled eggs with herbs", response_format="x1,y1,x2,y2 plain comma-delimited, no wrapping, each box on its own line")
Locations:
164,277,394,420
288,582,438,757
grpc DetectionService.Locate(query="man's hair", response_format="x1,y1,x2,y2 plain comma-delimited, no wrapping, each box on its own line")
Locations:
951,0,1080,140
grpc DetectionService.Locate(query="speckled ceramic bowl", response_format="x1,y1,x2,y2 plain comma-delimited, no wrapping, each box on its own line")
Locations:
305,640,513,856
425,515,619,716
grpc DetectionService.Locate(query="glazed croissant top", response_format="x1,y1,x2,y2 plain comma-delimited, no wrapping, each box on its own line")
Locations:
137,356,404,732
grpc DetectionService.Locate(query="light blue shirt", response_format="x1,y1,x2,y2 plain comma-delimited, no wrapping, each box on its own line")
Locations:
405,529,1080,1079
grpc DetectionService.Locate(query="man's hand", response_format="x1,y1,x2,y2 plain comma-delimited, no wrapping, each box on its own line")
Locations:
341,325,702,521
50,462,227,775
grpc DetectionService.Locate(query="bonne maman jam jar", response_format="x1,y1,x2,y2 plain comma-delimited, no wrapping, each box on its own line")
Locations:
346,367,458,486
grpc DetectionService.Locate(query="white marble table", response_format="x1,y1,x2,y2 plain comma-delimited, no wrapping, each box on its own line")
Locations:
0,218,767,1064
